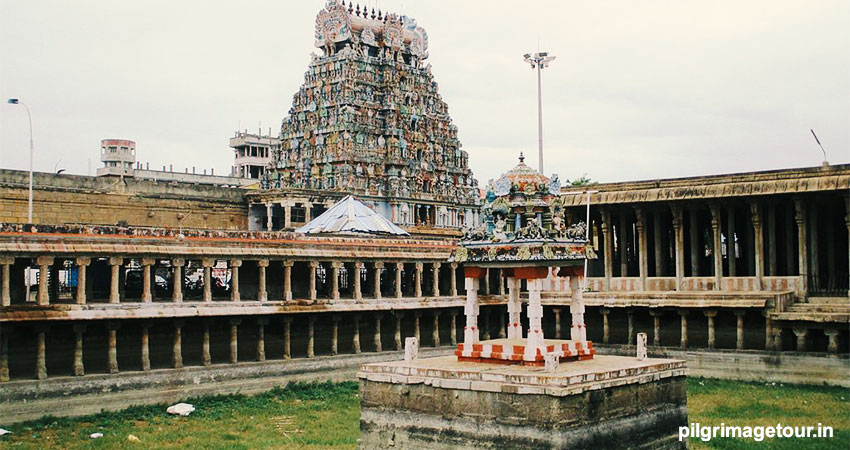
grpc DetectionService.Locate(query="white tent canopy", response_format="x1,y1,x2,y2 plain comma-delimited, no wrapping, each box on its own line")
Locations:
295,195,409,236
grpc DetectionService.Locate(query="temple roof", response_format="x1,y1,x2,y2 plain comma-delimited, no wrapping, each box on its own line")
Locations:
502,152,550,187
296,195,409,236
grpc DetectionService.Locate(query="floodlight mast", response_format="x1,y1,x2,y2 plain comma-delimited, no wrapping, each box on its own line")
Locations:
523,52,556,175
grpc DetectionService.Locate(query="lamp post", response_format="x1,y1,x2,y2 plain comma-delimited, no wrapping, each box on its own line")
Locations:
523,52,556,175
7,98,34,223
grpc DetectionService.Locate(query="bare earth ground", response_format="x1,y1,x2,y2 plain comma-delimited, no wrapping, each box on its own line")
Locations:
1,379,847,449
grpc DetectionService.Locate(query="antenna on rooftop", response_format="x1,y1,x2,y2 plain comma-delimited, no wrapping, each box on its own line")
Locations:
810,129,828,166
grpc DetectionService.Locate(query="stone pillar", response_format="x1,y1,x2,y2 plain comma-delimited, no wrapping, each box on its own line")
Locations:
653,211,665,277
353,314,361,354
394,312,404,351
619,213,629,277
749,201,765,290
375,313,383,352
449,263,458,296
710,205,723,289
141,322,151,371
507,277,523,339
108,257,123,303
0,326,10,382
36,256,53,306
330,261,341,301
432,262,441,297
414,262,423,298
727,206,737,277
140,258,154,302
569,275,587,343
73,324,85,376
650,310,662,346
230,260,242,301
463,277,480,349
481,308,490,340
414,311,422,341
36,325,48,379
352,261,363,300
601,308,610,344
202,320,211,366
671,207,685,290
449,310,458,346
794,199,809,297
635,209,648,289
283,261,293,301
689,209,700,277
498,308,506,339
705,310,717,349
824,330,839,354
524,279,545,360
395,263,403,298
373,262,383,299
553,308,563,339
74,257,91,304
734,310,746,350
773,327,783,351
678,310,689,349
601,210,613,290
627,309,635,345
229,319,240,363
767,203,777,276
172,320,184,369
498,270,506,296
792,328,807,352
201,259,214,302
308,261,318,301
0,257,11,307
171,258,184,303
764,313,774,351
307,316,315,358
331,315,340,355
431,311,440,347
283,202,292,229
257,259,269,302
257,318,268,361
483,269,490,296
283,317,292,359
107,322,120,374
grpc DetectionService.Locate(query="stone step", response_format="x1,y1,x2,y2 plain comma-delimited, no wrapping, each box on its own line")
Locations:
806,297,850,305
771,311,850,323
788,305,850,313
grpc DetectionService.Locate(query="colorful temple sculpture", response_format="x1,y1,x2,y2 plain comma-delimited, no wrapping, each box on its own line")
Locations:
248,0,481,232
453,154,597,366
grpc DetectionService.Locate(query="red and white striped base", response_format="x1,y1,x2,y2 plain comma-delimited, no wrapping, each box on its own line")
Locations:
455,338,595,366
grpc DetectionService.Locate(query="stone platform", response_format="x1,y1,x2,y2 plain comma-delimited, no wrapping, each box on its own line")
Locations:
358,354,688,449
456,338,594,366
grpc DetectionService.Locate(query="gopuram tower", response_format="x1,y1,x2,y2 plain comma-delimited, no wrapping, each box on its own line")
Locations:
252,1,480,232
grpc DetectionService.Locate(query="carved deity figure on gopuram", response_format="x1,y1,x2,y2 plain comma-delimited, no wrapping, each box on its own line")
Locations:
262,0,480,228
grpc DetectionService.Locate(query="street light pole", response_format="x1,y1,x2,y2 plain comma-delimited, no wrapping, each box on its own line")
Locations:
523,52,556,175
7,98,34,223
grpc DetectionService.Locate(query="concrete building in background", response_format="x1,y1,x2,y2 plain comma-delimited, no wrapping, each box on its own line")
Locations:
96,139,136,178
230,130,277,180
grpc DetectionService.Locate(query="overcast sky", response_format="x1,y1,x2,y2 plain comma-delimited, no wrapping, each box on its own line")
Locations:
1,0,848,185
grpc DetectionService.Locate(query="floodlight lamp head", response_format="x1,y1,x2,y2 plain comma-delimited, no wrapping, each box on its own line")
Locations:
7,98,19,104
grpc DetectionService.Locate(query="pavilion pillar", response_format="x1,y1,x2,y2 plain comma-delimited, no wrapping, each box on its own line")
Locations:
749,201,765,290
671,207,685,290
653,211,665,277
141,322,151,371
140,258,154,302
107,322,120,374
266,203,273,231
73,324,86,376
229,319,240,363
394,263,403,298
283,201,292,229
283,261,293,301
710,205,723,289
619,213,629,277
308,261,318,301
449,263,458,296
728,206,737,277
230,260,242,301
394,312,404,351
825,330,839,354
172,320,184,369
36,325,48,379
689,209,700,277
846,196,850,299
767,203,777,276
705,310,717,349
331,315,340,355
553,308,562,339
481,308,490,340
523,279,545,360
734,310,746,350
626,309,635,345
0,257,11,307
432,311,440,347
498,269,506,296
650,310,662,346
462,277,480,350
793,328,808,352
678,310,689,349
257,318,268,361
373,262,383,299
75,257,91,304
498,307,506,338
307,316,315,358
375,313,383,352
414,262,423,298
202,320,211,366
0,326,10,382
201,259,214,302
330,261,341,301
569,275,587,343
108,257,123,303
506,277,522,339
283,317,292,359
601,308,610,344
763,313,774,351
353,261,363,300
773,328,783,351
414,311,422,341
635,209,648,290
483,270,490,296
171,258,184,303
432,262,441,297
353,314,361,354
449,310,458,346
601,210,613,290
36,256,53,306
794,199,809,297
257,259,269,302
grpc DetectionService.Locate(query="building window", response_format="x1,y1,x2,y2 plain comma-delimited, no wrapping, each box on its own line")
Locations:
291,205,306,223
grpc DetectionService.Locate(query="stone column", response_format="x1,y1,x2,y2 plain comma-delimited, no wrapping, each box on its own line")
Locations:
308,261,318,301
171,258,184,303
37,256,53,306
482,269,490,296
449,310,458,346
266,203,273,230
0,257,11,307
523,279,545,360
353,261,363,300
619,213,629,277
750,202,765,290
330,261,341,301
727,206,737,277
481,308,490,340
373,262,383,299
709,205,723,289
283,317,292,359
773,328,783,351
767,203,777,276
331,315,340,355
498,270,506,296
141,322,151,371
414,311,422,341
201,259,214,302
498,308,507,338
734,310,746,350
229,319,240,363
794,199,809,297
507,277,522,339
108,257,123,303
627,309,635,345
450,263,458,297
283,261,293,301
352,314,361,354
601,308,610,344
375,313,383,352
140,258,154,302
650,310,662,346
792,328,808,352
671,207,685,290
431,311,440,347
463,277,480,348
172,320,184,369
601,210,613,290
307,316,315,358
653,211,665,277
705,310,717,349
414,263,423,298
202,320,211,366
74,257,91,305
230,260,242,301
678,310,689,349
283,201,292,229
257,259,269,302
635,209,648,289
0,326,10,382
553,308,563,339
257,318,268,361
689,209,700,277
569,274,587,343
432,262,441,297
763,313,774,351
824,330,839,354
107,322,120,374
36,325,48,379
395,263,404,298
73,324,86,376
394,312,404,350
